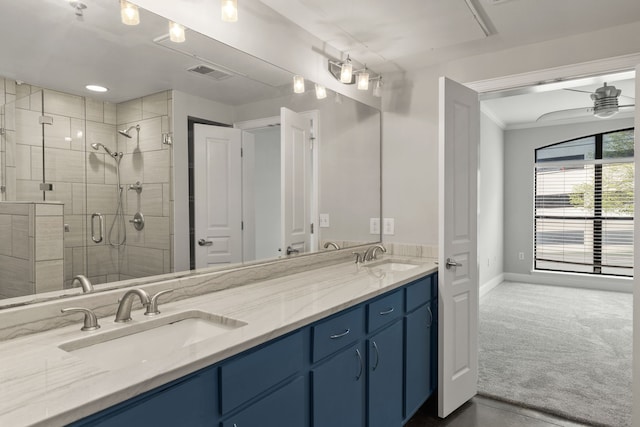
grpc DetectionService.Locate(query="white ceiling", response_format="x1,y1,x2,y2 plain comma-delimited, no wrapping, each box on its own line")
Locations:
0,0,638,126
258,0,640,127
260,0,640,73
0,0,293,104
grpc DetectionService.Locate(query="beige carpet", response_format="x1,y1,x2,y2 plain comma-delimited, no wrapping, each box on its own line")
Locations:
478,282,632,427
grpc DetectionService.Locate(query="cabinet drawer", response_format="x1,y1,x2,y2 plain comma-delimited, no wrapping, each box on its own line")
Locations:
312,306,364,363
406,275,432,312
367,290,403,332
220,331,303,414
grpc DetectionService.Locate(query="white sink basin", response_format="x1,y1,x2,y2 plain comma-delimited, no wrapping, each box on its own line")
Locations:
59,310,246,371
364,259,421,272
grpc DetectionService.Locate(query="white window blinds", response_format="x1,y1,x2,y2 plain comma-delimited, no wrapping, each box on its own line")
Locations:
534,129,634,277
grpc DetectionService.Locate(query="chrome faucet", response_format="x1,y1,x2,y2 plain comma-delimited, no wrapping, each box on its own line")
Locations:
363,244,387,262
72,275,94,293
114,289,151,323
323,241,341,250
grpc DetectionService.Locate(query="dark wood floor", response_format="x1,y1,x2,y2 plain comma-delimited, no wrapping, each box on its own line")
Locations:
406,395,592,427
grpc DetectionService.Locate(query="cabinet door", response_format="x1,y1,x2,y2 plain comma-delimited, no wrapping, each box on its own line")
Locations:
404,303,433,418
368,320,403,427
72,369,218,426
221,376,306,427
312,342,366,427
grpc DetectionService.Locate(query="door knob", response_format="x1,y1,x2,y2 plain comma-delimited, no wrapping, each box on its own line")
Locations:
198,239,213,247
286,246,300,255
445,257,462,269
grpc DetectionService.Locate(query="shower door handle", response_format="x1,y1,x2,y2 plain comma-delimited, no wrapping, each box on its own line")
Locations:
91,213,104,243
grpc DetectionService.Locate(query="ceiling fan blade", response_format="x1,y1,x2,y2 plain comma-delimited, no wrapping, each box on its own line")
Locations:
563,88,593,94
536,107,593,122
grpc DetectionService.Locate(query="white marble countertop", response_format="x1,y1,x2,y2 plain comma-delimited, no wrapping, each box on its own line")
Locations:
0,256,437,427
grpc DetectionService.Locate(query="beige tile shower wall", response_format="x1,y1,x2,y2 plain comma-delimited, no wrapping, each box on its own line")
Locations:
117,91,173,279
0,202,63,298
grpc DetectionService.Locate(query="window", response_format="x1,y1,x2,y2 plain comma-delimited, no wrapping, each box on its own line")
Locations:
534,128,634,277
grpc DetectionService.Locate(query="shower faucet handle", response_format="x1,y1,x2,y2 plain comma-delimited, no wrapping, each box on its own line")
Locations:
128,181,143,193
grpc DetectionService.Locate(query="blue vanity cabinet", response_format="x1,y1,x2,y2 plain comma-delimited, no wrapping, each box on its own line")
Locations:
69,368,218,426
70,271,438,427
367,319,404,427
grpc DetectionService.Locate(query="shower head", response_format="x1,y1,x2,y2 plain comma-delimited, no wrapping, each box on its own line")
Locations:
91,142,115,157
118,124,140,138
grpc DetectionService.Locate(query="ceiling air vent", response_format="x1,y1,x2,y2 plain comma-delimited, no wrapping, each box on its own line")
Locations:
187,65,233,80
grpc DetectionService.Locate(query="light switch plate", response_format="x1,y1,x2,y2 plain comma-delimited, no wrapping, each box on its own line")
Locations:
319,213,330,228
370,218,380,234
383,218,395,235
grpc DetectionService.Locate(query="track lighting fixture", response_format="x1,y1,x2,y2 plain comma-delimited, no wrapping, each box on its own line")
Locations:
356,67,369,91
328,56,382,96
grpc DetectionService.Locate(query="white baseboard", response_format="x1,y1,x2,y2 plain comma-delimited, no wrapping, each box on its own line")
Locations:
503,272,632,293
479,274,504,300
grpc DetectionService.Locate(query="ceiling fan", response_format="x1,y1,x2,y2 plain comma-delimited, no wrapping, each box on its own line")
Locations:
536,82,635,122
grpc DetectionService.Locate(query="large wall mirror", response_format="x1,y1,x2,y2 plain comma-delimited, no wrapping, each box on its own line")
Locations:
0,0,381,305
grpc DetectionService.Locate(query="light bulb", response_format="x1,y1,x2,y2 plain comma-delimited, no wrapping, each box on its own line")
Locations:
372,79,383,97
357,71,369,90
120,0,140,26
315,84,327,100
169,21,186,43
221,0,238,22
340,61,353,84
293,75,305,94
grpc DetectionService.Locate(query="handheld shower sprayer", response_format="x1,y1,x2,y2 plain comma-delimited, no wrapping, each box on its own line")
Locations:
119,124,140,138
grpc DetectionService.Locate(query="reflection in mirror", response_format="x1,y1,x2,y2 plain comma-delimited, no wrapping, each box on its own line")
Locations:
0,0,381,304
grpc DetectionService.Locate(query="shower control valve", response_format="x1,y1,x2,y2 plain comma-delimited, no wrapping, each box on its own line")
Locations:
129,212,145,231
128,181,143,193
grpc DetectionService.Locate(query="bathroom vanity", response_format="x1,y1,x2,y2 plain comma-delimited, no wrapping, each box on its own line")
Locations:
0,256,437,427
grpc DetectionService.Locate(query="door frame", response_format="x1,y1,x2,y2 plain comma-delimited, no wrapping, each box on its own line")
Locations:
442,52,639,419
235,111,320,255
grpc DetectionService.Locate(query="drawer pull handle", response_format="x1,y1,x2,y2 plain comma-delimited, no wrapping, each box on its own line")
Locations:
379,307,395,315
372,341,380,371
427,306,433,327
330,328,350,339
355,348,363,380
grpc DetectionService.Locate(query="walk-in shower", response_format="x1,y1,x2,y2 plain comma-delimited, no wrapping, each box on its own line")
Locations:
91,143,126,247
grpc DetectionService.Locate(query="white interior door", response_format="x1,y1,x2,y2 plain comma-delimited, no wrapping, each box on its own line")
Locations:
438,77,479,418
194,124,242,268
241,131,256,262
281,107,311,256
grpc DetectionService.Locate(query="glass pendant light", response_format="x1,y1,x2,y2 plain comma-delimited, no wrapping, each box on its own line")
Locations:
340,56,353,84
315,84,327,100
221,0,238,22
372,78,383,97
357,69,369,91
293,75,305,94
120,0,140,25
169,21,186,43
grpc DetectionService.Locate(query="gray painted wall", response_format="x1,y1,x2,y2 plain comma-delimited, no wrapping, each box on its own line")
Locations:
478,112,504,288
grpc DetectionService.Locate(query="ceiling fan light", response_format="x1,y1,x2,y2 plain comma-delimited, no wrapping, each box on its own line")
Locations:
594,107,618,119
